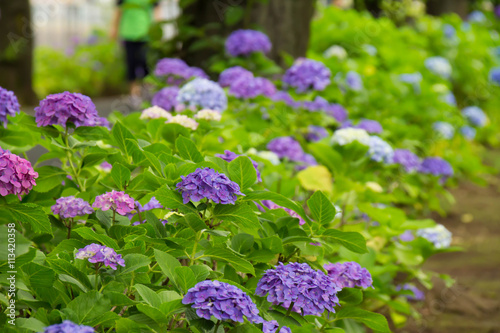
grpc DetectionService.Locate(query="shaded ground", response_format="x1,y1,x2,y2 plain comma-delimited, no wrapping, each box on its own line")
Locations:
400,170,500,332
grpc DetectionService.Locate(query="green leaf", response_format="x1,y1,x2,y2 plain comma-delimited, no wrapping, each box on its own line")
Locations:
112,121,137,158
320,229,367,254
175,136,203,163
309,143,345,175
141,150,164,176
297,165,333,193
154,186,198,214
189,265,210,283
228,156,257,191
111,163,131,190
154,249,181,282
307,191,336,225
224,6,245,26
21,262,55,288
145,210,167,238
231,233,254,254
73,227,119,249
74,126,110,141
162,123,189,143
134,284,161,308
7,203,52,235
182,213,207,232
334,307,391,332
174,266,197,294
136,303,170,324
203,248,255,275
16,317,47,332
119,254,151,275
33,166,66,192
46,258,93,290
64,291,112,325
337,288,363,305
213,204,260,233
227,324,262,333
243,191,309,223
108,225,146,240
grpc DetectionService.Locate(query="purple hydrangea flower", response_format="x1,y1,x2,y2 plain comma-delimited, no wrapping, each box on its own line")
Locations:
154,58,189,77
324,262,373,289
419,157,453,177
460,126,476,140
75,243,125,270
152,87,179,112
219,66,254,88
462,106,487,127
296,153,318,170
397,284,425,301
261,200,305,225
225,29,272,57
345,71,363,91
355,119,383,133
302,96,329,112
267,136,305,162
51,196,93,219
399,230,415,242
270,91,302,108
256,262,341,316
489,67,500,85
443,24,456,39
0,87,21,127
129,197,167,226
44,320,94,333
182,280,262,323
216,150,262,182
92,190,135,215
263,320,292,333
185,66,209,80
35,92,99,128
393,149,421,172
229,76,276,99
95,116,110,129
496,5,500,18
325,104,348,122
305,125,328,142
176,168,243,205
177,78,228,112
0,150,38,199
283,58,331,93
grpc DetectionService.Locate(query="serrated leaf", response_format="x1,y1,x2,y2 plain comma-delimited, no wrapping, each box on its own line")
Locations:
175,136,203,163
320,229,367,254
228,156,257,191
203,248,255,275
64,291,112,325
307,191,336,225
154,249,181,282
154,186,198,214
33,166,66,192
134,284,161,308
111,163,131,190
72,228,119,249
46,258,92,290
119,254,151,275
243,191,309,223
174,266,197,293
334,307,391,332
213,204,260,233
337,288,363,305
7,203,52,235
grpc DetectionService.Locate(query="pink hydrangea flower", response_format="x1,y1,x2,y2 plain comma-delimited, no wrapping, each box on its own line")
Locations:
0,150,38,199
92,190,135,215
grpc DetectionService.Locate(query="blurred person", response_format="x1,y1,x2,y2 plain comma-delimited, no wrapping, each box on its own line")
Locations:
111,0,161,99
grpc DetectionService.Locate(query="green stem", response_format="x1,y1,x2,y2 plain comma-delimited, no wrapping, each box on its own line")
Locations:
286,302,295,316
112,209,116,225
94,263,100,290
213,320,221,333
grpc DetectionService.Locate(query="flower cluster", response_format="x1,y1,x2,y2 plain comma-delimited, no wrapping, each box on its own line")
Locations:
325,103,349,122
0,87,20,127
51,196,93,219
229,76,276,99
140,105,172,120
416,224,452,249
225,29,272,57
324,262,373,289
263,320,292,333
176,167,243,204
443,24,456,39
261,200,305,225
167,115,199,130
367,136,394,163
462,106,487,127
399,72,422,89
331,128,370,146
256,262,341,316
219,66,254,87
343,119,382,134
129,197,167,226
393,149,421,172
92,190,135,215
35,92,99,127
267,136,317,169
153,58,208,84
194,109,222,121
418,157,453,177
177,78,228,112
397,284,425,301
283,58,331,93
75,243,125,270
345,71,363,91
425,56,452,79
216,150,262,182
44,320,94,333
490,67,500,85
182,280,262,323
460,126,476,140
151,87,179,112
468,10,486,23
323,45,347,60
442,92,457,106
305,125,329,142
0,150,38,199
433,121,455,139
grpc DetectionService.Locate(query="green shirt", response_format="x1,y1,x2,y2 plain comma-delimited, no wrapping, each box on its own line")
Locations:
118,0,157,41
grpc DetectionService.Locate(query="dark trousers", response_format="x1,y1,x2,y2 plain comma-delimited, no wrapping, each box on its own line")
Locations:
123,40,149,81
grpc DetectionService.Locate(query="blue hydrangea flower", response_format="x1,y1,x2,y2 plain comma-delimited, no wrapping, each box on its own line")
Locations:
0,87,21,127
177,78,227,112
425,57,452,79
345,71,363,91
219,66,254,88
418,157,453,177
225,29,272,57
442,92,457,106
443,24,456,39
393,149,421,172
460,126,476,140
397,284,425,301
324,262,373,289
152,87,179,111
399,72,422,85
305,125,329,142
367,136,394,163
468,10,486,23
44,320,94,333
416,224,452,248
267,136,305,162
263,320,292,333
256,262,341,316
182,280,262,323
283,58,331,93
216,150,262,182
176,167,243,205
433,121,455,139
490,67,500,85
462,106,487,127
362,44,377,56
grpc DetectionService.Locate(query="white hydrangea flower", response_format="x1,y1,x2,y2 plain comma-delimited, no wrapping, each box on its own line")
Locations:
247,148,281,165
366,182,383,193
425,57,452,79
323,45,348,60
194,109,222,121
416,224,452,249
140,106,172,120
167,115,199,130
331,128,370,146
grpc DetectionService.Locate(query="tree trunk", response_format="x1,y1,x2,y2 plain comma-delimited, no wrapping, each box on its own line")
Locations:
426,0,469,19
0,0,37,105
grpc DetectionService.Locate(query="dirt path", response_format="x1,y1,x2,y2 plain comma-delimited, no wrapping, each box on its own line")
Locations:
400,171,500,332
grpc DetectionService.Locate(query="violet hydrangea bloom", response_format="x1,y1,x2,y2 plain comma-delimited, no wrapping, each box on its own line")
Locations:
0,150,38,199
397,284,425,301
263,320,292,333
302,96,329,112
325,103,348,122
418,157,453,177
399,230,415,242
176,167,243,205
216,150,262,182
154,58,189,77
356,119,383,133
256,262,341,316
462,106,487,127
324,262,373,289
261,200,305,225
128,197,167,226
367,136,394,163
177,78,228,112
489,67,500,85
305,125,328,142
460,126,476,140
283,58,331,93
92,190,135,215
270,91,302,108
229,76,276,99
225,29,272,57
416,224,452,249
182,280,262,323
219,66,254,88
345,71,363,91
44,320,94,333
0,86,21,127
151,87,179,112
393,149,421,172
267,136,305,162
75,243,125,270
35,92,99,128
51,196,93,219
